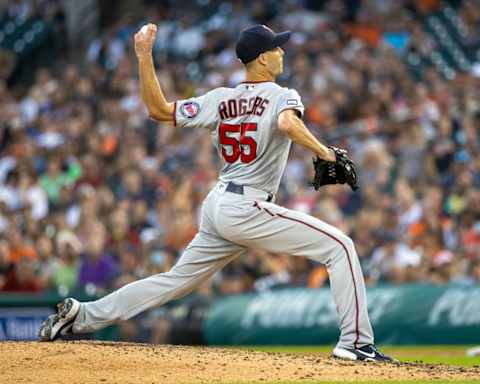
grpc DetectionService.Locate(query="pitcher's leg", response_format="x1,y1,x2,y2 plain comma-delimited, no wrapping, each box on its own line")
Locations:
224,201,373,349
323,234,373,349
73,232,245,333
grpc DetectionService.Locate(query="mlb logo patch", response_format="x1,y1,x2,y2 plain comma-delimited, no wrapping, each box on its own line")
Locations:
180,102,200,118
287,99,298,106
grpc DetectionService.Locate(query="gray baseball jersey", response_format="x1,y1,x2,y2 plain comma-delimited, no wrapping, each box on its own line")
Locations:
71,81,374,351
174,82,304,194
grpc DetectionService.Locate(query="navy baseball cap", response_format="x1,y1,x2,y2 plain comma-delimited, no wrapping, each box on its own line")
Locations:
236,25,291,64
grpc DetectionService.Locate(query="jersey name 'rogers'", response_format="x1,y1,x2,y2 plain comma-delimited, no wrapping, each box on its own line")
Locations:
218,97,269,119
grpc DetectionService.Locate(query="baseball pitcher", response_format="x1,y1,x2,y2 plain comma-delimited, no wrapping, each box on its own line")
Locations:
39,23,396,362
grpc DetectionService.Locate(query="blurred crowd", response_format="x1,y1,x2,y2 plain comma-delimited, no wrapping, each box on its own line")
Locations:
0,0,479,300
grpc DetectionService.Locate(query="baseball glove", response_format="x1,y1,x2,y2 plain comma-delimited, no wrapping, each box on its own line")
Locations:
311,146,359,191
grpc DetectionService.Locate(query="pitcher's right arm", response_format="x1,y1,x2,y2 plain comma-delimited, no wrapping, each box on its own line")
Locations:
134,24,174,123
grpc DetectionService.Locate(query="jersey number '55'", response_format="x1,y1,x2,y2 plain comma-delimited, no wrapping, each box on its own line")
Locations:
219,122,258,164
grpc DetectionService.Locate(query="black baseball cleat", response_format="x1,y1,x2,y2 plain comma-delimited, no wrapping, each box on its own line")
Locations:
333,345,398,363
38,298,80,341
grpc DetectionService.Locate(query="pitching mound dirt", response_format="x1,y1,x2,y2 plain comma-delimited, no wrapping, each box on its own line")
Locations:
1,341,479,383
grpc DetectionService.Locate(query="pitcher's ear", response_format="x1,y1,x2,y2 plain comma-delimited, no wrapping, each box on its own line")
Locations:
257,52,267,66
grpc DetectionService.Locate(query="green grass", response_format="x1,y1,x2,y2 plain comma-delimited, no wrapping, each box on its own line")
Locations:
225,382,480,384
243,345,480,367
224,345,480,383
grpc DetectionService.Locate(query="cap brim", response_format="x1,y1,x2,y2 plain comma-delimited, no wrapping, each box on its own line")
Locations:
273,31,291,47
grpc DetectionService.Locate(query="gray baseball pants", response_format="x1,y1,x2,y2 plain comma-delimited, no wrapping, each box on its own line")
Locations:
73,181,374,349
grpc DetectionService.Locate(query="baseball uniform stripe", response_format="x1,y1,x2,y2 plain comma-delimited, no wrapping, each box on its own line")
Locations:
240,81,273,84
264,208,275,217
275,212,360,349
255,201,360,348
279,107,303,118
173,101,177,126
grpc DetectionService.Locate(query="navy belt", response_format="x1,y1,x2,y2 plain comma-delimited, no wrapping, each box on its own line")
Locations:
226,182,273,202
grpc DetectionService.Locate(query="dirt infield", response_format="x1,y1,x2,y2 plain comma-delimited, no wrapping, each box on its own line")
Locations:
1,341,479,383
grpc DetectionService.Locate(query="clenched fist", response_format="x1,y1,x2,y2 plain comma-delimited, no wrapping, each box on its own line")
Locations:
134,23,157,58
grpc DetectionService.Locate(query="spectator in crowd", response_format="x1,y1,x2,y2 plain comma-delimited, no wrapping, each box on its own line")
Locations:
0,239,13,290
6,228,37,263
1,256,43,292
51,229,81,293
367,232,422,284
77,223,118,294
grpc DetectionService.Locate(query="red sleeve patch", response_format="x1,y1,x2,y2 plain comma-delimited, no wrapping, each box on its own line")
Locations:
180,102,200,119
